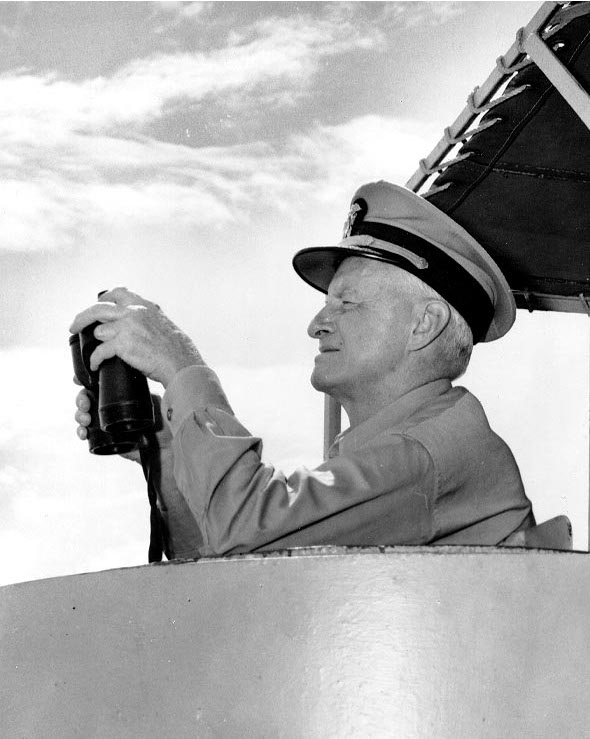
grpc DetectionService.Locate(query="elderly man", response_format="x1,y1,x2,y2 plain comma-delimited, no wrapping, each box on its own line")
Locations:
72,180,534,559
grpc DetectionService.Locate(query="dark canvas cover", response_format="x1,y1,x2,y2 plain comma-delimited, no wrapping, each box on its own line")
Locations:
425,8,590,313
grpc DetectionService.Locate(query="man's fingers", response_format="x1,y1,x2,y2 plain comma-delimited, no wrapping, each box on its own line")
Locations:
75,388,91,429
75,390,91,411
93,321,119,341
75,409,91,426
69,302,123,334
99,286,154,309
76,426,88,440
89,341,118,372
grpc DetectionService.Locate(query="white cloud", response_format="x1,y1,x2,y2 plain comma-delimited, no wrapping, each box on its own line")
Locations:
0,1,469,146
383,1,465,29
151,0,213,32
0,0,447,254
0,8,382,139
287,116,439,204
0,2,463,253
0,114,438,251
148,1,465,41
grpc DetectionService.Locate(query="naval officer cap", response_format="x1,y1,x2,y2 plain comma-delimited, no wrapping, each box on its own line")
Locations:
292,180,516,343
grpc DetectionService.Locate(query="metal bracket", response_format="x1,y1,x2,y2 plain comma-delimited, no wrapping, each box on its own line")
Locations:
496,27,530,74
443,117,501,146
418,152,473,177
467,84,530,115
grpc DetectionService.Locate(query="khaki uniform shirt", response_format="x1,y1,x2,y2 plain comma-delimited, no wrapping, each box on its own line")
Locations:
157,366,534,558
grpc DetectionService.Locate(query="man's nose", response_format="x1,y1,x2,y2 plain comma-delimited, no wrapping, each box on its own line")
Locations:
307,304,334,338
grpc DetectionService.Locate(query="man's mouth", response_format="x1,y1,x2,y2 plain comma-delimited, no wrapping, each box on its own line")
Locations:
318,346,340,353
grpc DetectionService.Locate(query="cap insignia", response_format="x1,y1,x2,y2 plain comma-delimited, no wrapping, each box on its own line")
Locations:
342,198,367,239
342,203,361,239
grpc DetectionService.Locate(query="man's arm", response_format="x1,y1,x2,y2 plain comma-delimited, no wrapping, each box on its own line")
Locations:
162,365,435,555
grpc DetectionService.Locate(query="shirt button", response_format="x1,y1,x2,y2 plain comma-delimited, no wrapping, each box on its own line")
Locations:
167,408,173,421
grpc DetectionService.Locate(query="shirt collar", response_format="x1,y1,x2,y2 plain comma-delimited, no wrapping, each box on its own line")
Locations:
329,378,452,458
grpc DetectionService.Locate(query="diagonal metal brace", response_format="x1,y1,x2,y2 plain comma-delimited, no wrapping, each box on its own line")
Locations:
521,28,590,130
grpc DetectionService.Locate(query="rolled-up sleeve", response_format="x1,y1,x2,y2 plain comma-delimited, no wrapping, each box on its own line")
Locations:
162,366,436,556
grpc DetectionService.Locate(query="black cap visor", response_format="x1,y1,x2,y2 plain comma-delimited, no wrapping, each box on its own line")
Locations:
293,247,369,293
293,238,494,344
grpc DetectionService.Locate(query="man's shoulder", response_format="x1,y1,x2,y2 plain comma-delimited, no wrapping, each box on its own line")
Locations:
399,384,509,470
340,382,495,464
400,384,487,437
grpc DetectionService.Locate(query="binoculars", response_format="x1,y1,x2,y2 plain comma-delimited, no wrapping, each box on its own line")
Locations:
70,321,154,455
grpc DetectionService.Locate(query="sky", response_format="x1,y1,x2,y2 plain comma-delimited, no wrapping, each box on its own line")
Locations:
0,1,588,586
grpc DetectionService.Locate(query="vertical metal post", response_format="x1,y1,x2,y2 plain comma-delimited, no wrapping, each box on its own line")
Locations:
323,395,341,460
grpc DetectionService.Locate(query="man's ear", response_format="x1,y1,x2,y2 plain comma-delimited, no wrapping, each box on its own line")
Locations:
408,300,451,351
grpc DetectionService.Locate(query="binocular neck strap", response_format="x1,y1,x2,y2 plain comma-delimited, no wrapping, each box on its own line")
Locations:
140,443,169,564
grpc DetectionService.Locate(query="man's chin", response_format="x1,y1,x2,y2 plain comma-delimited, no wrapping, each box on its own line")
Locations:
310,369,337,395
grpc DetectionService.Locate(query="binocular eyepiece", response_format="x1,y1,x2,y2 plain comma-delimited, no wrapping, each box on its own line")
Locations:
70,320,154,455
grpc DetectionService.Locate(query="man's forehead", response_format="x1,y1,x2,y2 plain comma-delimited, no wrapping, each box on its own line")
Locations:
330,257,404,292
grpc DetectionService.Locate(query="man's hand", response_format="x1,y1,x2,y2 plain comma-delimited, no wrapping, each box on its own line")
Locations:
69,287,203,388
74,385,93,442
74,386,173,463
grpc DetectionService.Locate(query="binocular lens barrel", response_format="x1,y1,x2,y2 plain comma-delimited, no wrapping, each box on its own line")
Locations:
70,322,154,455
97,357,154,435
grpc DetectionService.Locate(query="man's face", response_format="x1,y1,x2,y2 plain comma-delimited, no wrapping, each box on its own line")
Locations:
307,257,416,403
